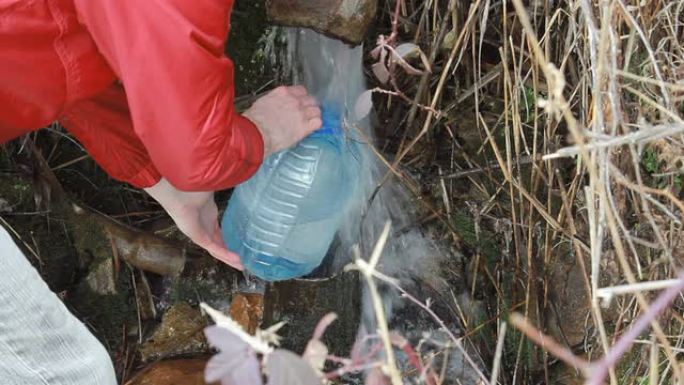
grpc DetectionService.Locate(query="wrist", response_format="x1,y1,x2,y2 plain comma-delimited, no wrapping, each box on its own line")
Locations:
242,110,272,159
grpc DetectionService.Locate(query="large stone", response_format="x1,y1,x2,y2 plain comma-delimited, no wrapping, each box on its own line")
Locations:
266,0,377,45
139,303,209,363
262,270,361,355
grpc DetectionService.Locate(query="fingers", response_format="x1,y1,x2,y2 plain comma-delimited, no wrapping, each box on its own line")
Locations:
300,96,321,132
287,85,308,97
207,242,244,270
300,95,318,108
307,117,323,131
208,217,244,270
287,88,322,132
191,231,243,270
304,106,321,121
288,87,319,110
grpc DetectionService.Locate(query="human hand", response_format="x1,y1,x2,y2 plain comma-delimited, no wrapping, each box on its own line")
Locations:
143,178,243,270
243,85,322,157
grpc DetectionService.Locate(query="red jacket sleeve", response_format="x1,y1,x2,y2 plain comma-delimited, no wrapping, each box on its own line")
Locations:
72,0,264,191
60,85,162,189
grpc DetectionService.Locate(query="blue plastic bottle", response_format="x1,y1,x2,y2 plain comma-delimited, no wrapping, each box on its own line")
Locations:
221,104,360,281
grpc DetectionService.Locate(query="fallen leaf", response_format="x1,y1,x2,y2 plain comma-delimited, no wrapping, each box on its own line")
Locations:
442,29,457,50
355,90,374,120
394,43,432,73
394,43,420,59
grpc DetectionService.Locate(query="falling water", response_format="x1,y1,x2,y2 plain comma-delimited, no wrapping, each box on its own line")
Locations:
267,28,484,384
283,29,443,281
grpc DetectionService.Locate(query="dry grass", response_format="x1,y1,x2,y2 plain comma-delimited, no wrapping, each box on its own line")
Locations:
370,0,684,383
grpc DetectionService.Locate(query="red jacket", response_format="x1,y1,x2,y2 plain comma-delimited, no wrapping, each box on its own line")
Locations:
0,0,264,190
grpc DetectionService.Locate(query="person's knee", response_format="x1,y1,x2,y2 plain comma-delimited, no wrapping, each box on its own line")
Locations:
85,341,118,385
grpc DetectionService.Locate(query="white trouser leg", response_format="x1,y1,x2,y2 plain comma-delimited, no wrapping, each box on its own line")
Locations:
0,225,117,385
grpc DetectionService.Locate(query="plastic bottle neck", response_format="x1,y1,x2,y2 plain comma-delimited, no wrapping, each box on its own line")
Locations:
309,104,343,138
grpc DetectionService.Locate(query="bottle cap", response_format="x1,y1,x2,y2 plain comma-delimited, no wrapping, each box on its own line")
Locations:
311,103,342,137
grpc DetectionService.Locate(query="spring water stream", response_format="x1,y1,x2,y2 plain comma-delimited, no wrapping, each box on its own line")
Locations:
275,28,485,384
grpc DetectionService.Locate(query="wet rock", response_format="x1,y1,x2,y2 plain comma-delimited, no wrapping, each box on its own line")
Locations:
229,292,264,335
139,303,209,363
85,259,117,295
124,358,217,385
263,271,361,355
159,254,241,312
266,0,377,45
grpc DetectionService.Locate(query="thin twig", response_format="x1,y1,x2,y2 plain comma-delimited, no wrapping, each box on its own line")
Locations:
586,273,684,385
508,313,589,372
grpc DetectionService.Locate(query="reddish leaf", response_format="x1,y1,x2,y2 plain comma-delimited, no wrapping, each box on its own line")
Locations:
302,339,327,372
266,349,320,385
303,313,336,371
205,350,262,385
372,62,390,84
204,326,263,385
355,90,374,120
312,313,337,341
204,325,248,354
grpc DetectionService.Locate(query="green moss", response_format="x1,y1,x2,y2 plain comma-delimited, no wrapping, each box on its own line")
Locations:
503,328,543,377
450,209,499,262
66,212,112,265
227,0,275,96
519,86,537,124
640,147,683,192
642,148,659,174
0,174,32,208
65,269,136,352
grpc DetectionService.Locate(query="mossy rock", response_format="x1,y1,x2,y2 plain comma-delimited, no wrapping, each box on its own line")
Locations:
65,268,136,353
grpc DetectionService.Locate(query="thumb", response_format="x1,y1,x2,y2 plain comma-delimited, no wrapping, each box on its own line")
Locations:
205,241,244,270
204,227,244,270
